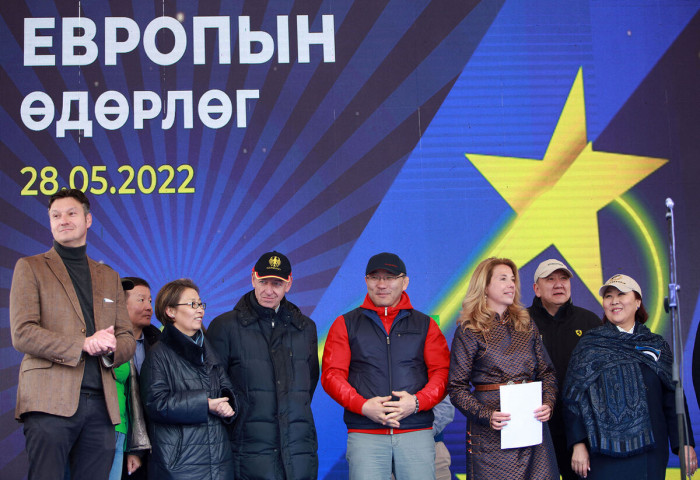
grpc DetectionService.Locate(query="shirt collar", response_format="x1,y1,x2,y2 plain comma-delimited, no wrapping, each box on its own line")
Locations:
616,324,635,334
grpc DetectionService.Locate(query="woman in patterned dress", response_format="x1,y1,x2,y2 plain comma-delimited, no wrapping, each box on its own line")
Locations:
448,257,558,479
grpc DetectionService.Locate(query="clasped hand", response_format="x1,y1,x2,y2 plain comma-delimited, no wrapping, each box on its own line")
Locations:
82,325,117,356
208,397,235,418
362,391,416,428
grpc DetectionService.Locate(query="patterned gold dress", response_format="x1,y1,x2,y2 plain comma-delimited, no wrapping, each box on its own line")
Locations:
448,313,558,479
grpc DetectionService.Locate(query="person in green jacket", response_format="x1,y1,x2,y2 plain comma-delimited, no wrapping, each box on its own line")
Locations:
108,362,130,480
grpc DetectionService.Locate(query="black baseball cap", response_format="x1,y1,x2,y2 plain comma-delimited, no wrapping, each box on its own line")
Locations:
253,251,292,281
366,252,406,276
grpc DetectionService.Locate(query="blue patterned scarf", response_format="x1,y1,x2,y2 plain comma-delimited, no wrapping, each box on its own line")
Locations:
562,322,672,457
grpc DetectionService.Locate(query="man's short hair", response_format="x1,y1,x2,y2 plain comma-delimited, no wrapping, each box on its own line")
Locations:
48,188,91,215
122,277,151,297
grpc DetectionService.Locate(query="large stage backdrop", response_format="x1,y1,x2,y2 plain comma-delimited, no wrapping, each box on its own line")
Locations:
2,1,700,478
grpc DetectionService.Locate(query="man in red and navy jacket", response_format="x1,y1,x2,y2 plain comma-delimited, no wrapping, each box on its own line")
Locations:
322,252,450,480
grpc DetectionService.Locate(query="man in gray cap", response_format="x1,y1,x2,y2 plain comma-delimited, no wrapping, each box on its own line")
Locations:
207,251,319,480
528,258,600,480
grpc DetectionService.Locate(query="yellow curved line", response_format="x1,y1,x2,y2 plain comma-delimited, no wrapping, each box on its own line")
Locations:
613,196,665,332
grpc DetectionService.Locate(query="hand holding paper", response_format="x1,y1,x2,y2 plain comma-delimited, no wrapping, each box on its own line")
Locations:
499,381,543,449
490,410,511,430
533,403,552,422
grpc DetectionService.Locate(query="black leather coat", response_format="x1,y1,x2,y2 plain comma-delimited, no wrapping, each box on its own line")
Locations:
140,323,237,480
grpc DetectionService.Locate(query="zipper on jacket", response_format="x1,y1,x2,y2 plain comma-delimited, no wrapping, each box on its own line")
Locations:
383,307,394,404
386,334,392,401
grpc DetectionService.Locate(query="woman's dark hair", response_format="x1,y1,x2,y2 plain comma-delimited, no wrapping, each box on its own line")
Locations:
602,290,648,325
155,278,199,325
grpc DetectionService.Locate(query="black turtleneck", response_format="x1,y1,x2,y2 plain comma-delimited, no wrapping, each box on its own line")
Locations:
54,240,102,393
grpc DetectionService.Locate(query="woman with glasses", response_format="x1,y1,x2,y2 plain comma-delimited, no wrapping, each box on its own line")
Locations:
563,274,697,479
447,257,558,479
140,279,238,479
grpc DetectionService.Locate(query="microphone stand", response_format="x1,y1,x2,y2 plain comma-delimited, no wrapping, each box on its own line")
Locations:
665,197,688,479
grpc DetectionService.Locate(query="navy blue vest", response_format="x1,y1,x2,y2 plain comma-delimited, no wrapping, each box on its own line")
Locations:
342,307,435,430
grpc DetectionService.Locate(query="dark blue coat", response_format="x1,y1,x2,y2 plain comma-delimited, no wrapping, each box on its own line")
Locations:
207,292,319,480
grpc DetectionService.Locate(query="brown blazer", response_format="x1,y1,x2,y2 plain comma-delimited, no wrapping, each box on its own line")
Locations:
9,247,135,424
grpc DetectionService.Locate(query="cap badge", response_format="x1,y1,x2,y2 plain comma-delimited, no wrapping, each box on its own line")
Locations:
268,255,282,269
576,329,582,337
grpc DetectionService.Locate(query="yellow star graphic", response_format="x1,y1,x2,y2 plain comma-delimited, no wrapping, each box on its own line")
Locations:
436,67,666,325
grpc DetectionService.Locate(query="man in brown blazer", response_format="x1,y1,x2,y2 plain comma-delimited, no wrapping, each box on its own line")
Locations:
9,189,135,480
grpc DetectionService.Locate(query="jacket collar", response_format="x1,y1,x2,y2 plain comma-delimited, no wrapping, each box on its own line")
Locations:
161,323,206,366
360,291,413,316
236,290,308,330
531,295,573,319
142,324,162,347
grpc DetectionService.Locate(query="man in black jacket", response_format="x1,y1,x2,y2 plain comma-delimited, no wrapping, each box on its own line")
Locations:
528,259,600,480
207,251,319,480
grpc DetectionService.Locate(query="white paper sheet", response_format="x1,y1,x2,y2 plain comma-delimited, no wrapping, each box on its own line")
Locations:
499,381,543,449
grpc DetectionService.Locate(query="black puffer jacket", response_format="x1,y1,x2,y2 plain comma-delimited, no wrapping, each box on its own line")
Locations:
207,292,319,480
140,323,238,480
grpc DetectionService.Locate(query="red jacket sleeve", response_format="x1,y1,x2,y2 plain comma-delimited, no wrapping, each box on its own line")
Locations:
414,319,450,411
321,316,367,414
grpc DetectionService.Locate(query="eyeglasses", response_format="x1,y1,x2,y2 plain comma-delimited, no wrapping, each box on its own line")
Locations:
365,274,405,283
175,301,206,310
